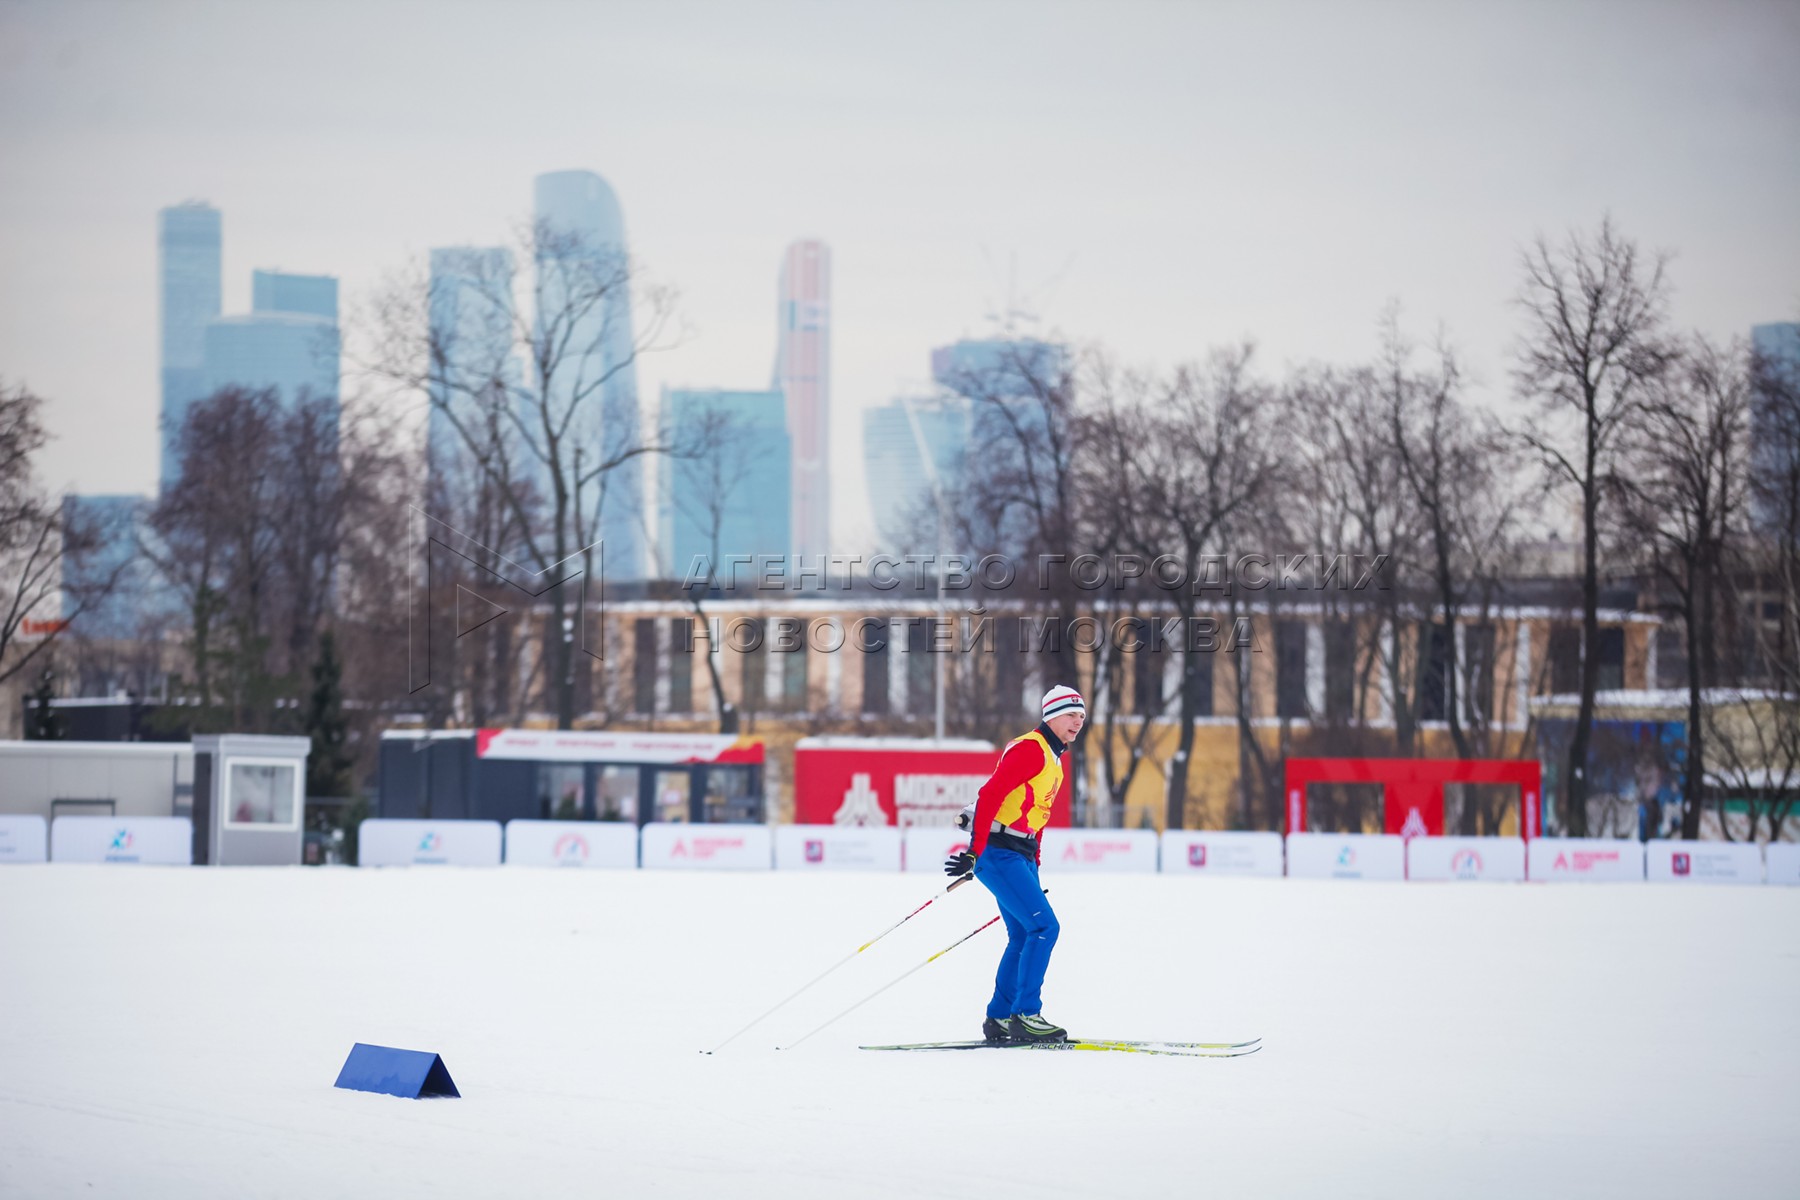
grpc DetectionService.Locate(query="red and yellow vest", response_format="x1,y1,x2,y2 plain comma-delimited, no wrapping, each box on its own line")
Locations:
992,728,1064,835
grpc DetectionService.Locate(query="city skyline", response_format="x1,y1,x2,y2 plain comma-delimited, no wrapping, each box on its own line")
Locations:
3,1,1797,556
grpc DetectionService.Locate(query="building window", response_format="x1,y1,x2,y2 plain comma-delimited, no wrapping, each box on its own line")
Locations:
1324,621,1356,723
669,617,693,712
741,618,768,715
1595,627,1625,692
861,620,889,716
780,618,809,710
1548,625,1581,694
1276,620,1308,719
1417,622,1450,723
1464,624,1496,723
633,618,658,714
224,760,299,827
907,619,933,715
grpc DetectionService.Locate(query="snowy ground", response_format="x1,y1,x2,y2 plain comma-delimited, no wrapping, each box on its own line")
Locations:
2,865,1796,1199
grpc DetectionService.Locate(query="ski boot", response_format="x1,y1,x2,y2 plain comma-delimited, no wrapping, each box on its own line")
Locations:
982,1016,1013,1044
1010,1013,1068,1043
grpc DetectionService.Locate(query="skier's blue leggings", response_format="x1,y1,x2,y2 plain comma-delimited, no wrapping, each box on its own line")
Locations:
973,847,1060,1019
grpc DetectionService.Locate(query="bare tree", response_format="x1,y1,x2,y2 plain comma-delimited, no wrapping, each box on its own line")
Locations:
0,382,126,689
1511,216,1673,835
1614,334,1750,838
363,221,679,729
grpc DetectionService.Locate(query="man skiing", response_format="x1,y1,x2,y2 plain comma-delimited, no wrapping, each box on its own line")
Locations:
945,684,1086,1044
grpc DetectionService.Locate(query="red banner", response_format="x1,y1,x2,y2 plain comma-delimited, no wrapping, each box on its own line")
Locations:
793,737,1074,828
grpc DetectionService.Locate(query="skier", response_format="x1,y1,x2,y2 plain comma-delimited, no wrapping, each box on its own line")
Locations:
945,684,1086,1044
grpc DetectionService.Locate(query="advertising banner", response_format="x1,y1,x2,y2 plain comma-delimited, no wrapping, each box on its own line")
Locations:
359,819,502,867
1526,837,1645,882
1645,839,1762,885
1766,843,1800,886
1159,830,1284,877
1039,829,1159,873
903,825,971,873
50,816,192,865
0,815,47,863
793,737,1037,827
1406,836,1526,882
503,820,638,869
476,728,763,765
1285,832,1405,881
774,825,903,871
640,823,772,870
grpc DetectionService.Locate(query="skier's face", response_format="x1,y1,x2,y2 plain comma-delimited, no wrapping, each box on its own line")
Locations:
1047,710,1085,742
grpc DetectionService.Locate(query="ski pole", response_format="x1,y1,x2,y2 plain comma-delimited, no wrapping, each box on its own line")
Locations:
702,874,975,1054
779,909,1005,1051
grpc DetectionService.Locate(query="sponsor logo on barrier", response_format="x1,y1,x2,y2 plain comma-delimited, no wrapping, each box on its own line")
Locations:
1063,839,1134,865
1399,808,1429,841
1672,852,1691,877
1337,846,1357,868
418,832,442,852
833,775,886,826
105,828,139,863
552,833,590,865
671,836,747,862
805,839,825,863
1189,844,1207,868
1451,849,1484,879
1552,850,1619,872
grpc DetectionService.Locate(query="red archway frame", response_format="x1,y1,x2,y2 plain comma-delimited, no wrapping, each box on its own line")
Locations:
1283,758,1542,839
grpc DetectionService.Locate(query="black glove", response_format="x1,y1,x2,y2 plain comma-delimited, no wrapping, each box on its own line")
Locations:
944,850,975,878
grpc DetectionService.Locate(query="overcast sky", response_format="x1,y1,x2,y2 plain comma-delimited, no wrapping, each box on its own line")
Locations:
2,0,1796,549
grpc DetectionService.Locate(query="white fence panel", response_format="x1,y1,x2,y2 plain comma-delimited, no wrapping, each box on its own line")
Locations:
359,819,502,867
903,825,970,873
1526,838,1644,883
639,823,772,870
1645,839,1762,885
1285,833,1405,881
1038,829,1160,873
1766,843,1800,886
504,820,638,868
774,825,902,871
1160,830,1284,877
0,815,48,863
1406,836,1526,882
51,816,192,865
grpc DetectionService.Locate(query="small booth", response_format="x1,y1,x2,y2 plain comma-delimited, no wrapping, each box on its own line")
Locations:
378,729,766,825
191,734,311,865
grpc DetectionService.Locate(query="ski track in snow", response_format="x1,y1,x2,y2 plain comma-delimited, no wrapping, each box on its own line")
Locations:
1,865,1795,1199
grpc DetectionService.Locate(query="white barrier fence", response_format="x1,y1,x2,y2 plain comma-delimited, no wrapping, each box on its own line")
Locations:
1407,836,1527,883
640,823,772,870
1527,837,1645,883
1160,830,1285,877
902,825,970,873
0,815,48,863
1286,833,1405,881
1768,844,1800,886
774,825,903,871
1645,839,1763,884
359,819,502,867
504,820,638,869
50,816,192,865
1040,829,1160,873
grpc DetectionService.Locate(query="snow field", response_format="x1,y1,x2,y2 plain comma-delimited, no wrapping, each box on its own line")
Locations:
1,865,1796,1199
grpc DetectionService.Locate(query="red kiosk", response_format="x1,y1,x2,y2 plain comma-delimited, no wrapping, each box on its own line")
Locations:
1283,758,1542,839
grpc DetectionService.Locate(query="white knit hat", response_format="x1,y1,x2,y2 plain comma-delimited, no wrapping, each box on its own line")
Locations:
1041,684,1086,720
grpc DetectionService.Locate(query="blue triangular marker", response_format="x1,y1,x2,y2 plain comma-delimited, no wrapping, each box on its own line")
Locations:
333,1043,460,1099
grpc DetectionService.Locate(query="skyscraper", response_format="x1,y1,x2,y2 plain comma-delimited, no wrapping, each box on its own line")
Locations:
659,388,791,577
775,240,831,564
203,298,339,412
252,269,338,322
862,396,971,554
158,203,222,492
534,170,645,580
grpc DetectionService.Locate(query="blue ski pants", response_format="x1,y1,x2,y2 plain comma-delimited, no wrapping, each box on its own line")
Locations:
973,846,1060,1019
